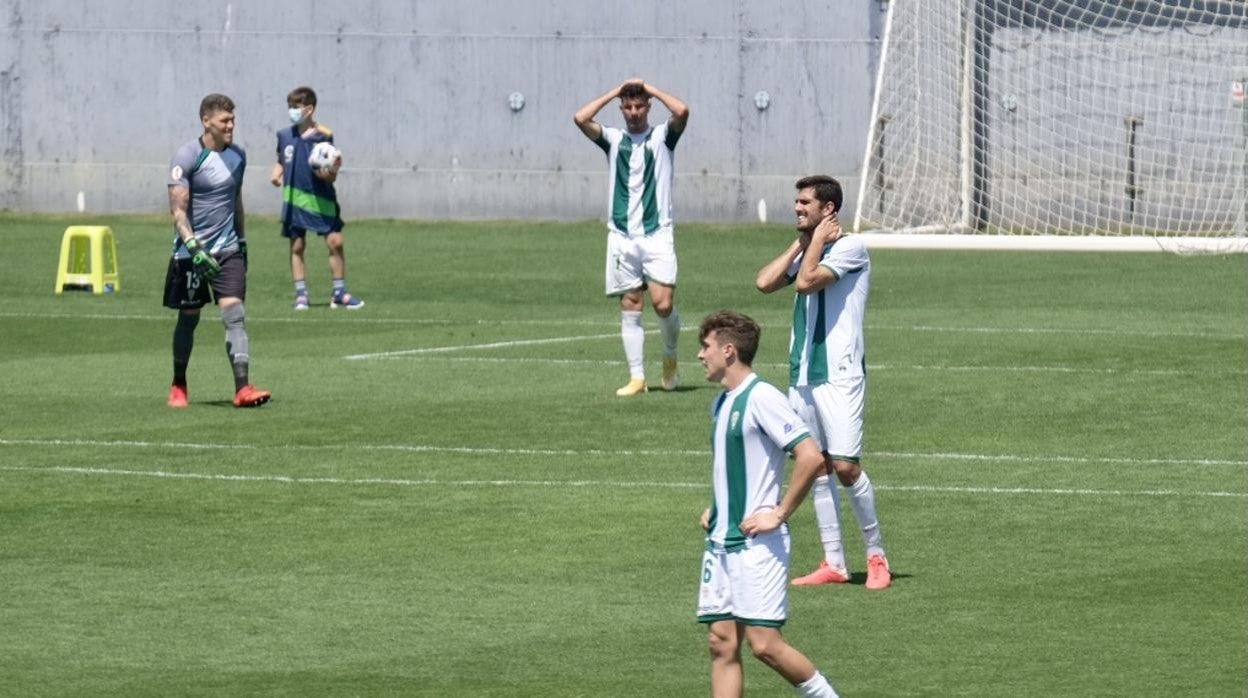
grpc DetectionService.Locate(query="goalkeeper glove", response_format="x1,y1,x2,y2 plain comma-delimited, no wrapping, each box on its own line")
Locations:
185,238,221,281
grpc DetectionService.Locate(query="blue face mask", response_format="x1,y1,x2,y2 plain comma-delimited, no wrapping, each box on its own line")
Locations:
289,107,305,125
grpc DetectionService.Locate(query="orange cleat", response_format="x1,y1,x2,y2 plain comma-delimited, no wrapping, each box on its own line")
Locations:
167,384,189,408
792,560,850,586
865,554,892,590
233,384,272,408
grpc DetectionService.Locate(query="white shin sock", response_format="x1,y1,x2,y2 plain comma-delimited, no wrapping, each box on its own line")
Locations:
811,475,846,570
620,310,645,379
846,470,885,558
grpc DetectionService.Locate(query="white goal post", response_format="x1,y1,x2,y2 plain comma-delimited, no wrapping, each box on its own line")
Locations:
853,0,1248,253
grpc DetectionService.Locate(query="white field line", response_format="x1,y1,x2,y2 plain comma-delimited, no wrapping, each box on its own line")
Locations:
0,465,1242,499
3,311,1242,341
871,324,1246,341
375,355,1241,376
343,332,641,360
0,311,616,327
883,484,1246,498
0,438,706,457
0,466,701,490
872,451,1247,467
2,438,1244,468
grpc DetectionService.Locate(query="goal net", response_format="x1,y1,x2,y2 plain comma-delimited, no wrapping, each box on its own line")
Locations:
854,0,1248,252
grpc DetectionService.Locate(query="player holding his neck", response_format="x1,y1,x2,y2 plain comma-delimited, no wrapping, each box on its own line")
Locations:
756,175,891,590
695,311,840,698
574,78,689,396
270,85,363,311
164,93,270,408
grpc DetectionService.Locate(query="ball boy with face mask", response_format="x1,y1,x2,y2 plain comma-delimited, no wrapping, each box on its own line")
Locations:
269,85,364,310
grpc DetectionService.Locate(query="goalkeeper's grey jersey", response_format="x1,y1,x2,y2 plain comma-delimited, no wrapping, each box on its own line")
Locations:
168,138,245,259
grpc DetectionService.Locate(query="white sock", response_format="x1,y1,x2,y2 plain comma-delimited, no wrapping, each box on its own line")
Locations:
811,475,846,571
621,310,645,379
795,670,839,698
846,470,885,558
658,308,680,358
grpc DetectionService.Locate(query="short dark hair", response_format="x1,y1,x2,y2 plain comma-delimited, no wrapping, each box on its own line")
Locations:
199,93,235,119
287,86,318,108
699,311,761,366
619,83,649,102
795,175,843,213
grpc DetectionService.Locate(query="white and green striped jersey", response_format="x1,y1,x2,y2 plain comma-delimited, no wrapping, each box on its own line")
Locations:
706,373,811,552
594,122,681,237
785,235,871,386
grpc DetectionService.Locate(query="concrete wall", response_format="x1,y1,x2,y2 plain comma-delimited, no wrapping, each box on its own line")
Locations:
0,1,886,224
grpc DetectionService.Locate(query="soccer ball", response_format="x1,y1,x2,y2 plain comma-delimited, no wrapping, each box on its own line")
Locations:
308,142,341,172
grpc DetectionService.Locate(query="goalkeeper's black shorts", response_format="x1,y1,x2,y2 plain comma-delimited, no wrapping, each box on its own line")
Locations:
162,250,246,310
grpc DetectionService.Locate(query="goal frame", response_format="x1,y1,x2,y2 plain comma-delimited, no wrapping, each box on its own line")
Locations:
852,1,1248,254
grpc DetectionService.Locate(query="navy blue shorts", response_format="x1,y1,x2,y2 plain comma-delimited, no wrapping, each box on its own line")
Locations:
281,220,346,239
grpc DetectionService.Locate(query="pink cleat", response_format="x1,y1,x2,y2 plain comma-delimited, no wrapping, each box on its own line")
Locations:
792,560,850,586
232,384,272,408
167,384,189,408
865,554,892,590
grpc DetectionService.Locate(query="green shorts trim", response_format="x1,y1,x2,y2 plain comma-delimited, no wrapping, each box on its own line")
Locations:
737,617,785,628
697,614,785,628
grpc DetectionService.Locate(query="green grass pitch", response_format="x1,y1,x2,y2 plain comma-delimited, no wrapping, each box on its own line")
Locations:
2,213,1244,696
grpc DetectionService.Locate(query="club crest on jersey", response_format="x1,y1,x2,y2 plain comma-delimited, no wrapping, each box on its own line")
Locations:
284,144,295,163
730,411,740,430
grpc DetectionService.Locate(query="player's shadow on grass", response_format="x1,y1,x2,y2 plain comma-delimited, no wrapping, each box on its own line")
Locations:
198,399,277,409
790,570,912,587
654,384,701,393
843,569,911,586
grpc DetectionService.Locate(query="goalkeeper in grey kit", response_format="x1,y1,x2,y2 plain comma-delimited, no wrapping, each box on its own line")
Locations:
163,93,271,409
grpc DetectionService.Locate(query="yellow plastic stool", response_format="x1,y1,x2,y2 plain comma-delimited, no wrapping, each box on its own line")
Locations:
55,225,121,295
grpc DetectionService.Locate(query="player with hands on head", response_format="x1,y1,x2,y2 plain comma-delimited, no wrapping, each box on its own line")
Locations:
756,175,891,590
574,78,689,396
695,310,841,698
163,93,271,409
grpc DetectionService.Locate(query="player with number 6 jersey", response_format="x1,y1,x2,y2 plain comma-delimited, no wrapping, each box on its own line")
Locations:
695,310,841,698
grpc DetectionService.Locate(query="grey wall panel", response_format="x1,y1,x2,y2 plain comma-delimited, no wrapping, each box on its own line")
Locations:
0,0,883,224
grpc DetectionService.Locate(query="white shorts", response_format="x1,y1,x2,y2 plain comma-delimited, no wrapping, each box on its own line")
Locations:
605,228,677,296
696,528,790,626
789,377,866,460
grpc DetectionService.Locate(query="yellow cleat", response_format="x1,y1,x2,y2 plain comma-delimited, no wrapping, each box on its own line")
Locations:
615,378,648,397
661,357,680,391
